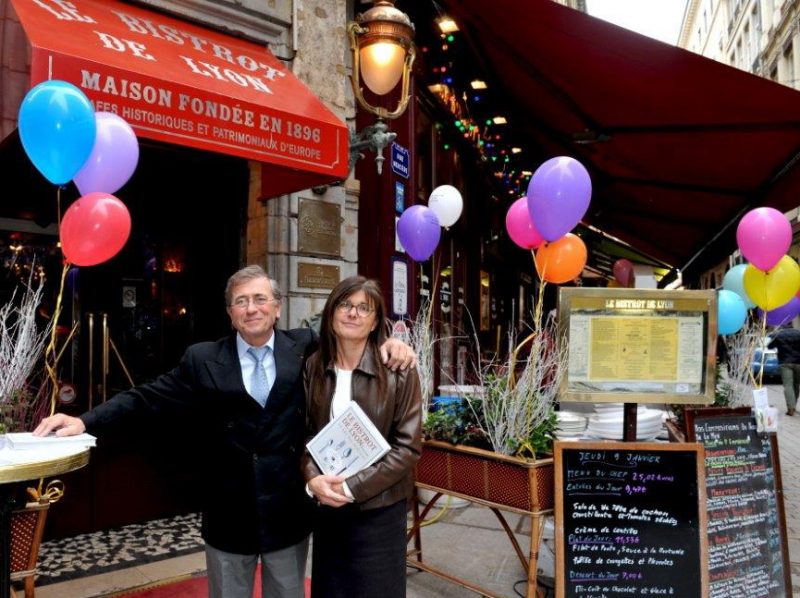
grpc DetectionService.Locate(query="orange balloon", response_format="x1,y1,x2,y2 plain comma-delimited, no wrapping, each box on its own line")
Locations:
535,233,588,284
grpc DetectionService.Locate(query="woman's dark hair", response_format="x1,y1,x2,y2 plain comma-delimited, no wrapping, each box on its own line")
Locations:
316,276,388,393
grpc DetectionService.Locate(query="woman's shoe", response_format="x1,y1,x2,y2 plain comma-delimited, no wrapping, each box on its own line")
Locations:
787,408,796,416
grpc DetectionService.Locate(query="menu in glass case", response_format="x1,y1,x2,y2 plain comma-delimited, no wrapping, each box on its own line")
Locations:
559,289,716,404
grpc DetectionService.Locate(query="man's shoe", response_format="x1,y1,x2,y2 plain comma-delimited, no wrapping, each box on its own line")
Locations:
787,409,796,416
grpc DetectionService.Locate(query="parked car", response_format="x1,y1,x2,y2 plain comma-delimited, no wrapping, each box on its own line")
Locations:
752,337,780,380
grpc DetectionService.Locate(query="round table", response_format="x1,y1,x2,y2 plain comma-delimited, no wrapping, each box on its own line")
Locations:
0,446,90,598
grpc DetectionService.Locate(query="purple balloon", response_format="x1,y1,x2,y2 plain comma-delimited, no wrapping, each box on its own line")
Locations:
397,205,441,262
736,207,791,271
758,296,800,326
73,112,139,195
526,156,592,241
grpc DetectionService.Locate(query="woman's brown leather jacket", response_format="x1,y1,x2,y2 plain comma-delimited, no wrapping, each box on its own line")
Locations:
302,346,422,510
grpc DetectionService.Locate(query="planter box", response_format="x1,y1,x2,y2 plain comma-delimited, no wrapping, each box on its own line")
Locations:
415,440,554,513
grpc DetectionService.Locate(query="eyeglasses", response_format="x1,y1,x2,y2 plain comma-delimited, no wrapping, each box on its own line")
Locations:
336,300,374,317
230,295,280,309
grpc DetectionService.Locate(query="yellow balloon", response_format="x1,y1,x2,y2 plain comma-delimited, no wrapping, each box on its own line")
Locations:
742,256,800,310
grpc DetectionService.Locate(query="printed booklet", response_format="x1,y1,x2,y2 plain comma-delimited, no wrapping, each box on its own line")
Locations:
307,402,390,477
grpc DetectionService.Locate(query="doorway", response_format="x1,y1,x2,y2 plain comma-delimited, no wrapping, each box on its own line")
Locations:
0,136,249,536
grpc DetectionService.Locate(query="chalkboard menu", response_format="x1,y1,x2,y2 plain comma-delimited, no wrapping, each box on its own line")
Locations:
555,441,708,598
685,408,791,598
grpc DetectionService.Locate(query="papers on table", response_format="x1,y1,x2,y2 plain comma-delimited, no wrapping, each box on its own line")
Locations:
5,432,96,450
0,432,96,467
306,402,390,478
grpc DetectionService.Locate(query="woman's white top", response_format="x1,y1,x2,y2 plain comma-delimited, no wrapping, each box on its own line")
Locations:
331,368,353,419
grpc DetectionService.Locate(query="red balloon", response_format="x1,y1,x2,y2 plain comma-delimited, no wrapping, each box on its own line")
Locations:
60,192,131,266
612,258,635,288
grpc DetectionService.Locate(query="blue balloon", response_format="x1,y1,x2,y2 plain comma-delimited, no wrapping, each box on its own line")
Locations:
718,289,747,335
19,80,96,184
722,263,756,308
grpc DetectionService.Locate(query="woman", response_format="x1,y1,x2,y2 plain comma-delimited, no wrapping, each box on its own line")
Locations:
302,276,421,598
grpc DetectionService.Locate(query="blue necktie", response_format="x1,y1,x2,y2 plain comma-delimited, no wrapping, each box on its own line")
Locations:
247,346,272,407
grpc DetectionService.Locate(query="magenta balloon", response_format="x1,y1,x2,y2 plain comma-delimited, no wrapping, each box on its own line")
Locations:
736,207,791,271
397,205,441,262
505,197,544,249
758,296,800,327
612,258,634,287
73,112,139,195
526,156,592,241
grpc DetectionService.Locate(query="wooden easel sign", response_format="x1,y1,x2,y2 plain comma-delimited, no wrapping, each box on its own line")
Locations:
685,407,792,598
554,441,708,598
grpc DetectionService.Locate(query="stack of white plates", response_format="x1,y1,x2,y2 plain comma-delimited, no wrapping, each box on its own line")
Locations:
555,411,588,439
586,407,664,441
593,403,625,414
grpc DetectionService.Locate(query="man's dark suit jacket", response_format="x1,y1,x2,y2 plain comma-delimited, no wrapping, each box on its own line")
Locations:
81,328,318,554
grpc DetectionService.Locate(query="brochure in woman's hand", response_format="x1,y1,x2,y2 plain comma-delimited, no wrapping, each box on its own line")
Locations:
307,403,390,477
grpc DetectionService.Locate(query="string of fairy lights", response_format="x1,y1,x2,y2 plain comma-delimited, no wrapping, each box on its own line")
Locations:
418,13,533,201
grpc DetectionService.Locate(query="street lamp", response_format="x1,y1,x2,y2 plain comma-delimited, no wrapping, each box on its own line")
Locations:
348,0,416,174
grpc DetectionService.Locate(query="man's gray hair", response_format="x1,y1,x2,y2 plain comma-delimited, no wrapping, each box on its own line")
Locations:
225,265,282,306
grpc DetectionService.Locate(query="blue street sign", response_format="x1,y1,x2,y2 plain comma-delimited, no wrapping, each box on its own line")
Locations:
391,143,410,178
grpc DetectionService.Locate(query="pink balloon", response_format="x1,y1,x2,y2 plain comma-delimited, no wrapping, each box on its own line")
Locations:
505,197,544,249
613,259,634,287
736,207,791,271
73,112,139,195
61,192,131,266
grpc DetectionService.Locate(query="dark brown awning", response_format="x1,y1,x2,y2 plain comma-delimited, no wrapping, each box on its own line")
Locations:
437,0,800,280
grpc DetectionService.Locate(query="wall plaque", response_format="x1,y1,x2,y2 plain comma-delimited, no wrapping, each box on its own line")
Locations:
298,199,341,256
298,263,340,289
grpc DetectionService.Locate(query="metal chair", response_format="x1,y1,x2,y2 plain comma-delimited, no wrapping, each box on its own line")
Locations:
9,482,62,598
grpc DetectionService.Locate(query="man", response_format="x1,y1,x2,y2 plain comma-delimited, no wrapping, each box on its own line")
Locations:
34,265,415,598
767,324,800,416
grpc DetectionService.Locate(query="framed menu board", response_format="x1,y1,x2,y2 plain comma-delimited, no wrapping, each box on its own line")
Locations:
685,407,792,598
559,288,717,404
554,441,708,598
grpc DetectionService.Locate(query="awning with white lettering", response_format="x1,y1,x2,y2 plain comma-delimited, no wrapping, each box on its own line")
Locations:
10,0,349,197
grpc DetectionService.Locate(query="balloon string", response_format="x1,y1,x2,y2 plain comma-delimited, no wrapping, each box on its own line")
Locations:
756,310,768,389
43,187,72,416
56,186,63,230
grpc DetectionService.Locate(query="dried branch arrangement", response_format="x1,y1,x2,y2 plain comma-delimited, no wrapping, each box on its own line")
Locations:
408,295,436,417
469,310,564,457
721,315,763,407
0,271,52,432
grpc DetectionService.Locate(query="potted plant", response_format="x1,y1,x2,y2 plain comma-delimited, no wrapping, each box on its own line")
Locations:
415,301,565,513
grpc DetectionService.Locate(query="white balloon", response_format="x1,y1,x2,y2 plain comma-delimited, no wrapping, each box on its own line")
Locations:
428,185,463,228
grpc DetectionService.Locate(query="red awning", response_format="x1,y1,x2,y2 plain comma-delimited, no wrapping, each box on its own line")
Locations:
10,0,349,197
436,0,800,277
